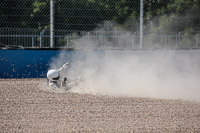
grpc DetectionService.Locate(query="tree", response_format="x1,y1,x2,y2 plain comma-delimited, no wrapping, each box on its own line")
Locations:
0,0,34,28
146,0,200,33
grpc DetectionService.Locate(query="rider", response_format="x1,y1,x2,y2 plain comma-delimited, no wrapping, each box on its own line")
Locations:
47,63,69,88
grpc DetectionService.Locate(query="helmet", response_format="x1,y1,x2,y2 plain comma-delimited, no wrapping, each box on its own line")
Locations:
47,69,59,80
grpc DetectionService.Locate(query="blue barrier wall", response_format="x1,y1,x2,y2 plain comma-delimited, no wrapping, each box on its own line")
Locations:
0,49,105,78
1,49,200,79
0,50,60,78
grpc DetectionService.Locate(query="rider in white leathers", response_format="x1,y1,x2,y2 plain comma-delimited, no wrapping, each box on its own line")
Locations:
47,63,69,88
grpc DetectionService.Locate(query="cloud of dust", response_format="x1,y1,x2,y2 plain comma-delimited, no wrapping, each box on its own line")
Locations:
49,24,200,102
49,49,200,102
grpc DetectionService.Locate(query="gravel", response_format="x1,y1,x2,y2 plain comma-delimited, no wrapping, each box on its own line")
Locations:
1,79,200,132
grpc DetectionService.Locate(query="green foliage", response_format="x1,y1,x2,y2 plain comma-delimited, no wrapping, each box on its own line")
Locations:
0,0,199,33
32,1,47,13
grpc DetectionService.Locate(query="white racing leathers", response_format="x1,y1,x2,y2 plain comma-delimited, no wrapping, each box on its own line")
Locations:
47,63,69,88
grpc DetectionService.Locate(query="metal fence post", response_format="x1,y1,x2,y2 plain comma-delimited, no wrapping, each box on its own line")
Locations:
132,32,136,49
40,30,44,47
140,0,144,49
100,36,103,48
196,34,198,48
50,0,55,48
66,37,69,47
88,32,90,44
32,37,34,47
40,32,42,47
175,33,178,49
178,32,181,48
164,35,167,49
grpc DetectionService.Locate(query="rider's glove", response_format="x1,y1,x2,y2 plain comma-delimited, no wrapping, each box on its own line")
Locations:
63,62,69,68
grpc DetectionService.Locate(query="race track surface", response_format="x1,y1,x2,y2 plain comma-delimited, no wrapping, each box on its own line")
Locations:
0,79,200,132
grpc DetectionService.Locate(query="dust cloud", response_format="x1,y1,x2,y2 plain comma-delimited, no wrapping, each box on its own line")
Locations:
48,22,200,102
49,48,200,102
